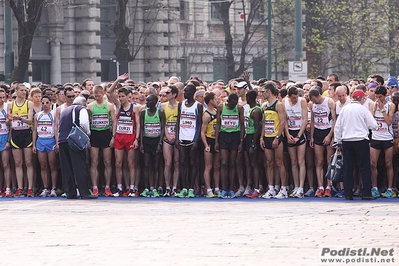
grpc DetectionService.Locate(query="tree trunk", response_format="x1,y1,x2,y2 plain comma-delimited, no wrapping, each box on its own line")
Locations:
114,0,134,62
9,0,45,82
220,2,234,80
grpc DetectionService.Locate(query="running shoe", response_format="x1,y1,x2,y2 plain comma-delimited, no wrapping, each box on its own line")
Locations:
229,190,236,198
248,189,260,199
92,187,99,197
104,187,113,197
13,188,24,197
128,189,138,197
163,189,171,197
294,190,304,198
274,188,288,199
314,189,324,197
235,187,245,197
177,188,188,198
262,189,276,199
382,189,393,198
206,191,216,198
335,189,345,198
122,189,130,197
157,187,164,197
113,189,123,197
152,189,160,198
27,189,34,197
371,188,380,198
140,188,150,197
39,189,50,197
218,190,227,199
5,190,12,197
50,189,57,197
187,189,195,198
171,189,177,197
61,192,67,198
304,188,315,197
353,188,361,197
289,188,298,198
243,186,252,196
324,188,332,197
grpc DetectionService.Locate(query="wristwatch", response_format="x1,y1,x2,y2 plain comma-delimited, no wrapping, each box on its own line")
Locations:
275,135,280,139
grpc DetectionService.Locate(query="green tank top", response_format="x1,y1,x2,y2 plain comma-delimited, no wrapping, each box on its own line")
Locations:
245,105,261,135
144,109,161,138
91,101,111,131
220,103,240,133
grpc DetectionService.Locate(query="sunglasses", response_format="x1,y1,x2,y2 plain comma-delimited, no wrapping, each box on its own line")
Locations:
66,95,75,98
41,102,50,104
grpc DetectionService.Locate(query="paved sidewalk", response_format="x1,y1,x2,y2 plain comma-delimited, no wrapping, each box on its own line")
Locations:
1,197,399,266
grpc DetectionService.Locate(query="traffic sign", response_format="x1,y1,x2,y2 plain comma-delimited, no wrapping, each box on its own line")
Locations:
288,61,308,82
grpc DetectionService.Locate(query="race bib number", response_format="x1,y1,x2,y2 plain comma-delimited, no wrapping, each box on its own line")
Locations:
221,114,239,129
37,121,53,137
180,114,195,129
92,114,109,129
116,117,134,135
166,121,176,136
0,119,8,134
264,120,275,135
145,122,161,137
12,116,30,130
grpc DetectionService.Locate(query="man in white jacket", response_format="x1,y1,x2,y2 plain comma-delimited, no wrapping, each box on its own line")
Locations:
334,89,379,200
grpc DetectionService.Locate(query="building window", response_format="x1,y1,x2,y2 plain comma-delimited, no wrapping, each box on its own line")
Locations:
253,2,265,21
252,59,266,80
213,58,227,82
32,60,51,84
210,1,222,20
180,0,187,20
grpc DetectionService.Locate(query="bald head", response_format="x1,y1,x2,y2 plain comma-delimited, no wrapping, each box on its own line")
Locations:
336,86,348,103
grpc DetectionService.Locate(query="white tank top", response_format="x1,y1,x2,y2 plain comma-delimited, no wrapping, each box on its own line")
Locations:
37,111,55,138
179,100,200,142
372,102,393,140
312,97,332,130
0,108,9,135
335,97,350,118
363,98,372,110
284,97,303,130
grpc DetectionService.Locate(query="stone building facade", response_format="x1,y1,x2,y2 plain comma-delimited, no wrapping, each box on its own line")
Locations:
0,0,268,85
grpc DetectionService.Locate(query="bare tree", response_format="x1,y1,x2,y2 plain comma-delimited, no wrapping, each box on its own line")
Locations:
113,0,160,62
213,0,268,80
8,0,45,81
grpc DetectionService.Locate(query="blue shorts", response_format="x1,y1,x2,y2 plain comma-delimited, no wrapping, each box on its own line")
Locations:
36,137,56,153
0,134,8,152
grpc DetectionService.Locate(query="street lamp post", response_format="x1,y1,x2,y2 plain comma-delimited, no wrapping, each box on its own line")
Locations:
267,0,272,79
4,2,14,84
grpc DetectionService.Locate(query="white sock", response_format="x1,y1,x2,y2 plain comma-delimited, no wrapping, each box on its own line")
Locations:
207,188,212,193
130,185,135,190
214,187,220,192
269,185,274,191
319,186,324,190
117,184,123,191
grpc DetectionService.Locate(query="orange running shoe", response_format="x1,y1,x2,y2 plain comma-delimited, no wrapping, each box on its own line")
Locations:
324,188,332,197
92,187,99,197
314,189,324,197
104,187,113,197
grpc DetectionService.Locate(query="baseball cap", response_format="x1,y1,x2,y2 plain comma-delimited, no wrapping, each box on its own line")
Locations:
152,82,161,87
235,81,248,89
367,82,378,89
352,89,367,98
386,76,399,88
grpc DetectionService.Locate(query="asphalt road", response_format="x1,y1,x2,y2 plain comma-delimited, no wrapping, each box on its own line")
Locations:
1,197,398,266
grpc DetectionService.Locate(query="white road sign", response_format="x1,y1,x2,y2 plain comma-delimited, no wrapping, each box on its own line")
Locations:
289,61,308,82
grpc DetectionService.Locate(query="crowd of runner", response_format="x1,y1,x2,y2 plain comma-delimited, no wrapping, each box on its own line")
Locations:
0,72,397,199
